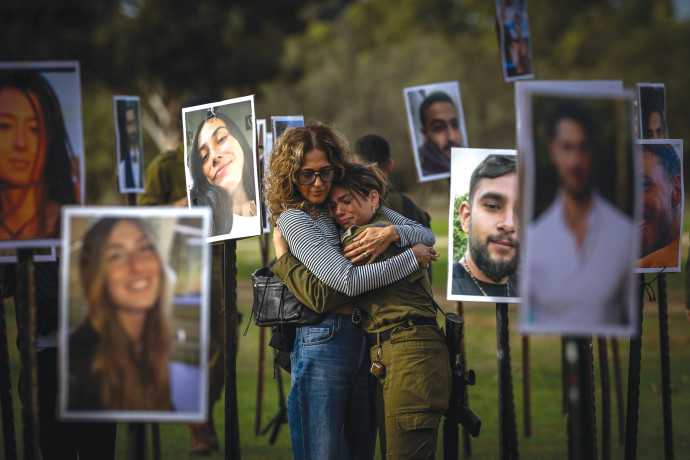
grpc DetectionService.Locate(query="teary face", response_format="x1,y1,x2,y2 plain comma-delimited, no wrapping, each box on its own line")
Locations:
329,185,378,230
640,150,676,255
103,220,162,312
296,148,333,205
646,111,666,140
0,88,45,187
461,172,519,282
549,118,593,201
198,117,245,196
421,101,462,159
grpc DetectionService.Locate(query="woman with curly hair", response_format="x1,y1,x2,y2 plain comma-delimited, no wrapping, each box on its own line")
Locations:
188,108,258,237
68,217,173,411
264,123,437,459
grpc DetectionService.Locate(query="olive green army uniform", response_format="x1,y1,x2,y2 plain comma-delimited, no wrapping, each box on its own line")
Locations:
138,145,225,435
274,209,450,459
385,183,431,229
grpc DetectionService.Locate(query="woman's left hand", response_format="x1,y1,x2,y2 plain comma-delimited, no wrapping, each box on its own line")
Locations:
273,222,290,259
343,226,400,265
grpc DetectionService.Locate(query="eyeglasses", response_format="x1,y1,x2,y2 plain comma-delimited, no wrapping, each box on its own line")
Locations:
295,167,337,186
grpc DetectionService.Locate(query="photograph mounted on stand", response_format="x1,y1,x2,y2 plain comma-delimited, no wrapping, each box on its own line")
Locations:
518,85,639,337
182,95,261,242
58,206,211,422
113,95,145,194
0,61,85,249
635,139,683,273
403,81,468,182
495,0,534,81
637,83,667,140
447,148,521,304
270,115,304,142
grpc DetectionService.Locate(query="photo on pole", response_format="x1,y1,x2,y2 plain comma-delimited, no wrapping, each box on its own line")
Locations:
271,115,304,142
636,139,683,273
637,83,668,140
495,0,534,82
446,148,520,304
182,95,261,242
58,206,211,422
0,61,85,249
113,95,145,194
403,81,468,183
519,87,639,337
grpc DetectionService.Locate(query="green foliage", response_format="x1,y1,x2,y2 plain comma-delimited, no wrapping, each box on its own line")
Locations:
453,193,469,262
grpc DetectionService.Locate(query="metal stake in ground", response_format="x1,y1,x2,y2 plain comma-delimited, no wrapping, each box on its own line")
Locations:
456,301,472,458
224,241,241,459
126,423,147,460
624,275,645,460
564,338,596,460
657,273,674,459
255,234,270,435
610,338,625,446
496,303,518,459
0,266,18,460
522,336,531,438
16,249,40,460
598,337,611,460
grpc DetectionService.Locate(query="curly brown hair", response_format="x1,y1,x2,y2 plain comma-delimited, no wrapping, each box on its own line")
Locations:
265,122,349,224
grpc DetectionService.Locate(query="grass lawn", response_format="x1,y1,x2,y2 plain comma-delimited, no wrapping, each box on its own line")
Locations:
2,205,690,459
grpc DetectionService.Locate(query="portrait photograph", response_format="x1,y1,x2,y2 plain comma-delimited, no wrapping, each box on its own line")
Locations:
495,0,534,82
261,131,274,234
404,81,468,183
447,148,520,304
182,95,261,242
519,87,639,337
59,206,211,422
636,139,683,273
113,96,145,193
0,61,85,249
271,115,304,142
637,83,668,140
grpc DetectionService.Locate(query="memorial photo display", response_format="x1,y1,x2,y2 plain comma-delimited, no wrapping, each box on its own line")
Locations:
404,81,468,183
447,148,520,304
0,61,85,249
183,96,261,242
113,95,145,194
518,86,639,337
59,206,211,422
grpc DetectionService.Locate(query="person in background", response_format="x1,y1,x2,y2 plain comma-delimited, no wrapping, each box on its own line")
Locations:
117,100,144,191
353,134,430,228
137,96,226,455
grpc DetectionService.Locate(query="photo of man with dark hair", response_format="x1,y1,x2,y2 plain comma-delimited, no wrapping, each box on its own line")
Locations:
115,97,145,192
448,150,519,302
637,140,683,271
522,94,638,336
638,83,668,140
404,81,468,182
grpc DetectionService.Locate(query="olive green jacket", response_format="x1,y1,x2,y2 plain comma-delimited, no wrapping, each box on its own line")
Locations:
273,209,437,332
137,145,187,206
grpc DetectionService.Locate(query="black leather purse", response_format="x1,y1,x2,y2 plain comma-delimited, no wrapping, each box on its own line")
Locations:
250,259,325,327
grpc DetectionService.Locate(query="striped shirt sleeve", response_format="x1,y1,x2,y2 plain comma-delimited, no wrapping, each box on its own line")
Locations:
278,208,421,297
381,207,435,247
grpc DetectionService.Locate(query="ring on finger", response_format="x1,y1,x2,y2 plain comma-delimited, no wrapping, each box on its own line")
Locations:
363,251,369,258
358,240,362,247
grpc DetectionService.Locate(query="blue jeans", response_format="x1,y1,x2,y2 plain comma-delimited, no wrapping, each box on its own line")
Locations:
287,313,376,460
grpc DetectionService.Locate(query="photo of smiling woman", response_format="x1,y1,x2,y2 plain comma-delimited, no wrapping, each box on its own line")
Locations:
0,65,82,247
183,96,261,242
60,207,211,421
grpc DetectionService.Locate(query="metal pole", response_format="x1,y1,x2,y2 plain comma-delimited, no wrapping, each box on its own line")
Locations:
456,301,472,458
521,336,531,438
126,423,146,460
610,338,625,446
224,241,241,459
496,303,518,460
624,275,645,460
597,338,611,460
564,338,596,460
16,249,39,460
657,274,674,459
255,234,270,435
0,266,18,460
151,423,161,460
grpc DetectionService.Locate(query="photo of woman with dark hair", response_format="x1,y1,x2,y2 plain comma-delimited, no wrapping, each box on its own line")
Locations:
0,68,80,244
68,217,173,411
184,97,260,241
